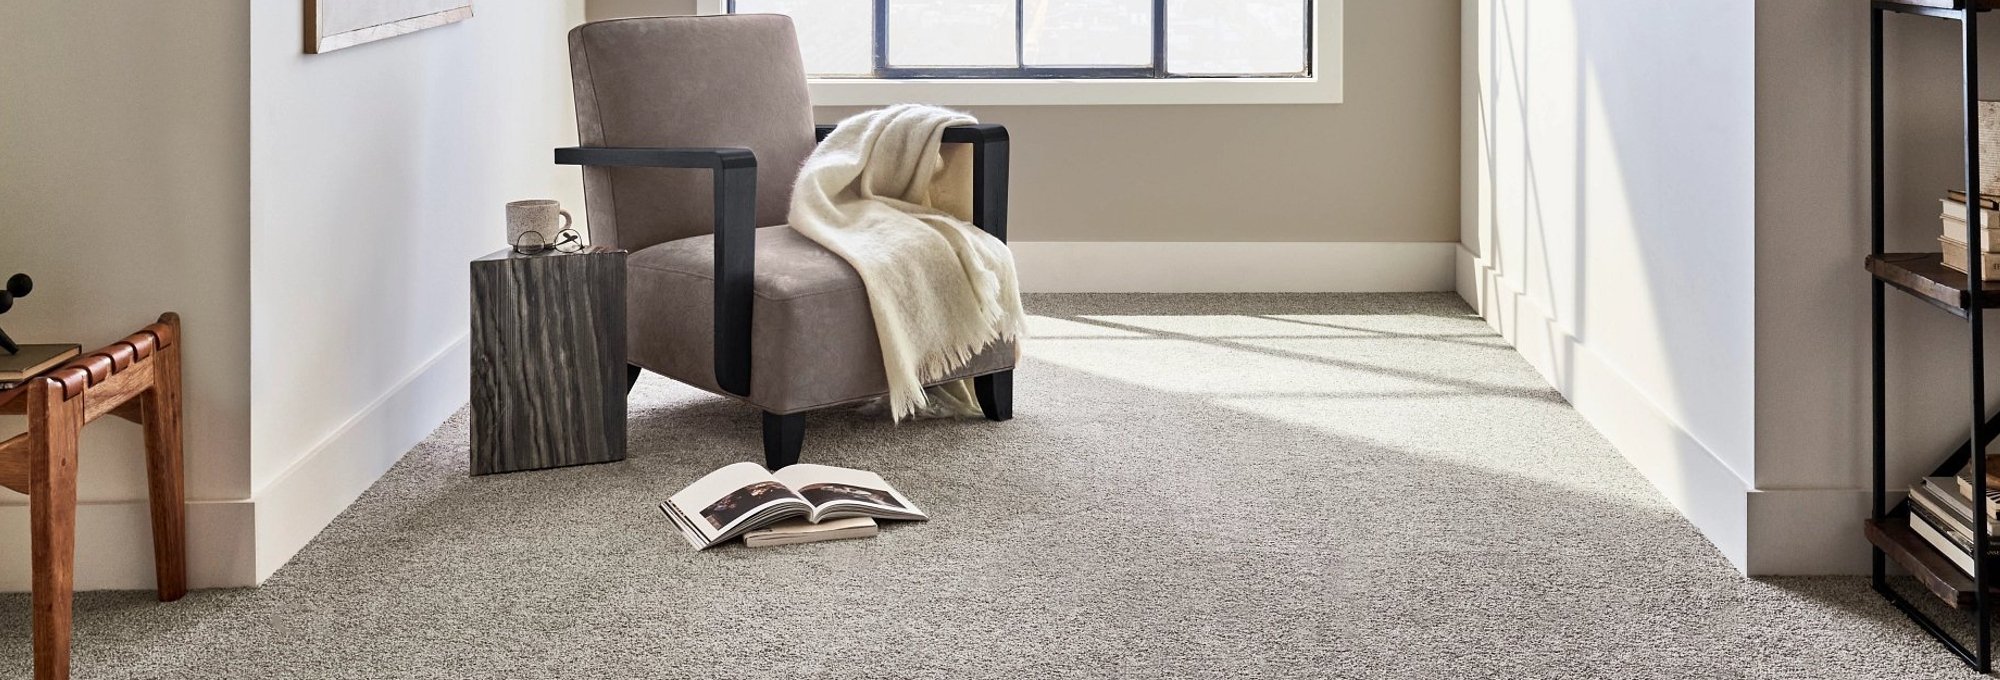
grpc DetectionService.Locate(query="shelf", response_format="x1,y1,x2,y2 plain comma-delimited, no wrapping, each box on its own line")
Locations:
1878,0,2000,17
1869,4,1999,671
1866,517,2000,609
1866,253,2000,316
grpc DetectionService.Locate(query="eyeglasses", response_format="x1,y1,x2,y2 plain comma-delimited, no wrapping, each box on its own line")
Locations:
513,228,586,255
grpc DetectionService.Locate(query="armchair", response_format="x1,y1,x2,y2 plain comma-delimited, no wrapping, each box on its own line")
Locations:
558,15,1017,469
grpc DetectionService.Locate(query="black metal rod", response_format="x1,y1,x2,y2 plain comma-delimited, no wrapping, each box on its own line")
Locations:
1965,5,1991,671
1880,583,1985,668
1872,5,1889,593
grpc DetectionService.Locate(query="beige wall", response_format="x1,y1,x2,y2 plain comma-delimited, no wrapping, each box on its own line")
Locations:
0,0,588,591
0,1,254,589
587,0,1460,243
589,0,696,20
1749,2,2000,573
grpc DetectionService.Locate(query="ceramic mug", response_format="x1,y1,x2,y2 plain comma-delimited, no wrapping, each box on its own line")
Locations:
506,200,573,251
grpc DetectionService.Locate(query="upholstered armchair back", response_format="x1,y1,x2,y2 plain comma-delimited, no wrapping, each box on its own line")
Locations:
567,15,817,252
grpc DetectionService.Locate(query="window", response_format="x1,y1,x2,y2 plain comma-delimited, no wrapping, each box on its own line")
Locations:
697,0,1340,106
727,0,1310,80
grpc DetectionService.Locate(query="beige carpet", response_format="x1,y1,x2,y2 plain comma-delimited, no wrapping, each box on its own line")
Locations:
0,294,1977,679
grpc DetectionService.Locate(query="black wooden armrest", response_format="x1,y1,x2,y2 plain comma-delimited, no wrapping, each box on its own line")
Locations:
813,124,1007,145
941,124,1009,144
809,123,1011,242
556,146,756,397
554,146,756,170
945,125,1010,243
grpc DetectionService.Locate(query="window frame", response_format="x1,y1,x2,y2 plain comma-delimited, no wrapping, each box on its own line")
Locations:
695,0,1343,106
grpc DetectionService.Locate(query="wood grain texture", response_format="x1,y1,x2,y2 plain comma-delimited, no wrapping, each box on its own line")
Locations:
1865,518,1995,609
13,313,188,679
0,433,27,494
470,249,628,475
79,362,152,424
142,315,186,602
29,379,81,680
1867,252,2000,314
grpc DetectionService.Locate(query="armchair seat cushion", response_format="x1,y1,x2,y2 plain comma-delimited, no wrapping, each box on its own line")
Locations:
627,225,1016,414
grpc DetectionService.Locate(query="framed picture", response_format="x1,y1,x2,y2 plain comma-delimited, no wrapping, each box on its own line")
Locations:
305,0,473,54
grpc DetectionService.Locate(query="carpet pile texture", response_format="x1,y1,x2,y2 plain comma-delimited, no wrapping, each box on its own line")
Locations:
0,294,1972,678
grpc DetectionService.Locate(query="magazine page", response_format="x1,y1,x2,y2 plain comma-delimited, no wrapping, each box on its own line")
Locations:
771,464,928,523
661,462,810,549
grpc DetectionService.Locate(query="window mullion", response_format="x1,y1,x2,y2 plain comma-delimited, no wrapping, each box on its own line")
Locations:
873,0,889,76
1015,0,1026,72
1303,0,1314,77
1152,0,1167,78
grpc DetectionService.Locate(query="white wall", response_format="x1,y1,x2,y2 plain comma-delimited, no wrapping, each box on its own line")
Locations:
1466,0,2000,575
246,0,586,581
0,1,257,590
1461,0,1760,569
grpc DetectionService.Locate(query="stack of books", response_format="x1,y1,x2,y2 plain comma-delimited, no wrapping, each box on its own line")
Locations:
1908,462,2000,575
1941,191,2000,280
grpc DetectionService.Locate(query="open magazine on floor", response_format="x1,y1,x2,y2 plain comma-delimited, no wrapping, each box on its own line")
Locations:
659,462,927,550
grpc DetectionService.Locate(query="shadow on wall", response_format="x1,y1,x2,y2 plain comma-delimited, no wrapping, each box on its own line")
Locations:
1471,0,1757,506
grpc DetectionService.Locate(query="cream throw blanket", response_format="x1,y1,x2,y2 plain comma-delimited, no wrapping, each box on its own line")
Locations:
789,104,1026,422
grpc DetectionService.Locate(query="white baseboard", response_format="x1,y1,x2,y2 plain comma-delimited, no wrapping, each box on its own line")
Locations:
1461,244,1881,575
0,337,470,592
250,336,470,583
1458,245,1755,573
1013,241,1457,293
1455,241,1480,305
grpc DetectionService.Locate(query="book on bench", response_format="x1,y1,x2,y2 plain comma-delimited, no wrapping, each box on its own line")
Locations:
660,462,926,550
0,344,82,390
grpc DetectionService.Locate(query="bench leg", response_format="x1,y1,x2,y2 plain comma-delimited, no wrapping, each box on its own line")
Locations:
29,382,81,680
762,411,805,470
142,339,187,602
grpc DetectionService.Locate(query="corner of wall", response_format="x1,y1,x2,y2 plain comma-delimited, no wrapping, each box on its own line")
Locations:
250,339,470,581
1461,246,1752,573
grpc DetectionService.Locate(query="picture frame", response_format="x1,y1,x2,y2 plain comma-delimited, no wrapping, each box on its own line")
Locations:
305,0,473,54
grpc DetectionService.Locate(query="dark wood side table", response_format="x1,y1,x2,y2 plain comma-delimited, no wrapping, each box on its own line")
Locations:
469,246,627,475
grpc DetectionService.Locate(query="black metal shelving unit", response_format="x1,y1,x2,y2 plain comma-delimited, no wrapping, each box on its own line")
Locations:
1868,0,2000,672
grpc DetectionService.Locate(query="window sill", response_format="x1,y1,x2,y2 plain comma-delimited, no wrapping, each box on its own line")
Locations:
806,75,1343,107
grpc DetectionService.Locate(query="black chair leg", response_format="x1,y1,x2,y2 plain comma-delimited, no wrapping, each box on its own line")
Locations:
975,371,1013,422
762,411,806,469
627,364,644,394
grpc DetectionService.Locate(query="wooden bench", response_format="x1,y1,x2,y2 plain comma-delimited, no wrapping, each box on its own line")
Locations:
0,313,185,680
